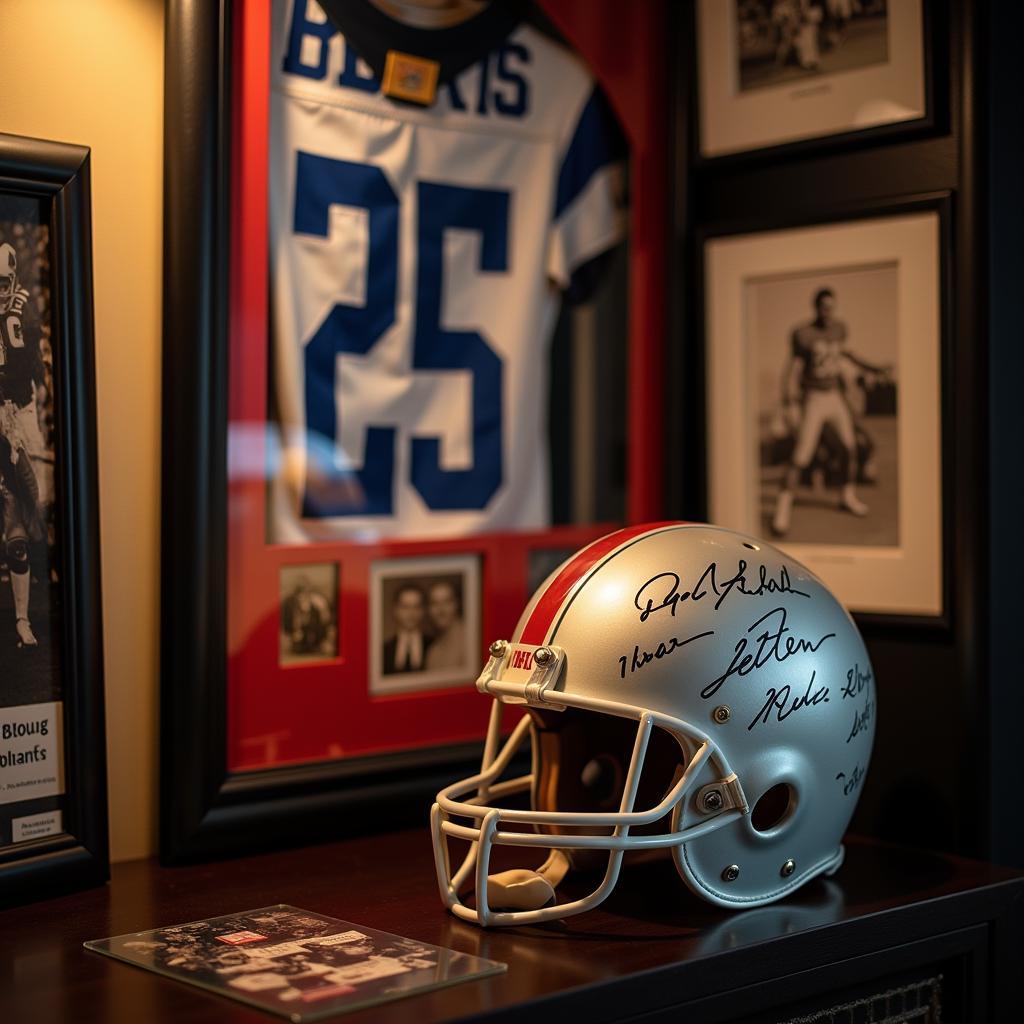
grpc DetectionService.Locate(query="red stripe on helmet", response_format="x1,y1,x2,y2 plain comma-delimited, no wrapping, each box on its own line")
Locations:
519,522,682,645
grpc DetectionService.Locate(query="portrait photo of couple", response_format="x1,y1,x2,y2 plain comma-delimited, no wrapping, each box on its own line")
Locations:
371,555,481,695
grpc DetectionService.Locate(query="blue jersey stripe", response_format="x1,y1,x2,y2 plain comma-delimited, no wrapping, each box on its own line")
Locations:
554,88,623,220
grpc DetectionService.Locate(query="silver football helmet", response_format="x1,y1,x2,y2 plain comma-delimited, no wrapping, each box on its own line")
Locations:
431,523,875,926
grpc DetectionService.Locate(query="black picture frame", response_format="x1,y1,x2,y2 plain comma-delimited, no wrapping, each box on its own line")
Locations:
670,0,997,865
160,0,491,864
690,0,947,168
695,192,955,635
0,132,107,907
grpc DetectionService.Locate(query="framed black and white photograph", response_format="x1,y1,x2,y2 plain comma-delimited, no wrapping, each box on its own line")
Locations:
370,555,480,695
752,266,898,546
0,132,106,906
704,205,944,618
279,563,338,666
696,0,928,157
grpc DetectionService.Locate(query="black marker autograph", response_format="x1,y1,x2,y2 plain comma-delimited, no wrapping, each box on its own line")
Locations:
835,763,865,796
634,561,810,623
846,696,874,744
841,662,872,700
618,630,714,680
748,670,829,730
701,607,835,701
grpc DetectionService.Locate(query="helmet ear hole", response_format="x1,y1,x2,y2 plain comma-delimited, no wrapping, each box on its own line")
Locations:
751,783,795,833
580,754,622,807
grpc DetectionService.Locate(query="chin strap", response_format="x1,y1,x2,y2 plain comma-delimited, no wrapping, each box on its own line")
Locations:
485,849,571,912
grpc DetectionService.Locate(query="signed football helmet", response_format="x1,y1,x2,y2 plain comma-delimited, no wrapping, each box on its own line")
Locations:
431,523,875,926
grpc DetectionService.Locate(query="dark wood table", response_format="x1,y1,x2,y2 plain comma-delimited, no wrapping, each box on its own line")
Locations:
1,830,1021,1023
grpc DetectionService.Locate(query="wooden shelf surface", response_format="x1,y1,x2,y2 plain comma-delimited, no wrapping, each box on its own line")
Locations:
1,830,1021,1023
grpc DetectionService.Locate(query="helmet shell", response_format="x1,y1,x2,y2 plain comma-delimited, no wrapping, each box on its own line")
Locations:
514,523,875,907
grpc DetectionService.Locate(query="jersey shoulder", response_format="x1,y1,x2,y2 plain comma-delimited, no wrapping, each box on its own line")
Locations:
514,23,593,95
512,24,599,138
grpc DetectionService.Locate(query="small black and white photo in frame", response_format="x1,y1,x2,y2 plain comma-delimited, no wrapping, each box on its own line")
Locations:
370,555,480,695
279,563,338,664
705,211,943,616
697,0,925,157
736,0,889,94
751,264,899,545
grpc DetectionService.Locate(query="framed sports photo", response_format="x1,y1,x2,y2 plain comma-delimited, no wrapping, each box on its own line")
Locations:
0,133,107,905
703,202,946,620
161,0,670,860
696,0,930,158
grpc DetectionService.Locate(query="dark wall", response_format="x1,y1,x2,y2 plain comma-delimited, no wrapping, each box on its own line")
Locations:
671,2,1023,863
987,1,1024,868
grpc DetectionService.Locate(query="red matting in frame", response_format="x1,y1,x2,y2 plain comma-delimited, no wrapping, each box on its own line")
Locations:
226,0,668,773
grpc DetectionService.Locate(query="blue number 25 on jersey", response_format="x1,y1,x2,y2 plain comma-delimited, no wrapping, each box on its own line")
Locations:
295,152,508,519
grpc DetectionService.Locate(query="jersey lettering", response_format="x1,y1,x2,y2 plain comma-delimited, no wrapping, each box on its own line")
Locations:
494,42,530,116
339,47,378,93
282,0,530,119
283,1,335,81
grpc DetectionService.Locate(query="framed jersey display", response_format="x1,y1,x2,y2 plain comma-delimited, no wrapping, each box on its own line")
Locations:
0,133,107,905
161,0,669,860
703,199,948,622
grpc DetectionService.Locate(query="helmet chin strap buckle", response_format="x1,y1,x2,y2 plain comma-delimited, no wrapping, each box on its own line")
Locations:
486,849,570,912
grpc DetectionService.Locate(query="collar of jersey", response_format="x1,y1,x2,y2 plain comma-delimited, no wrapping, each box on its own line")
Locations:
317,0,529,91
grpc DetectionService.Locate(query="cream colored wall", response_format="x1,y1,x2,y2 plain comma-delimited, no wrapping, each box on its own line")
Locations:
0,0,164,862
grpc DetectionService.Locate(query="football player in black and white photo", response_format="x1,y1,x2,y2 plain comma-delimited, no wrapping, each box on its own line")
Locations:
0,240,47,648
772,287,890,536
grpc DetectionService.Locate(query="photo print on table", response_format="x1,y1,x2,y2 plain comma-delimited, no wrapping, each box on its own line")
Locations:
85,905,505,1022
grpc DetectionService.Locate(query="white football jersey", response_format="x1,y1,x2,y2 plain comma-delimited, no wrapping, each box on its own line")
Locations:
269,0,626,541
